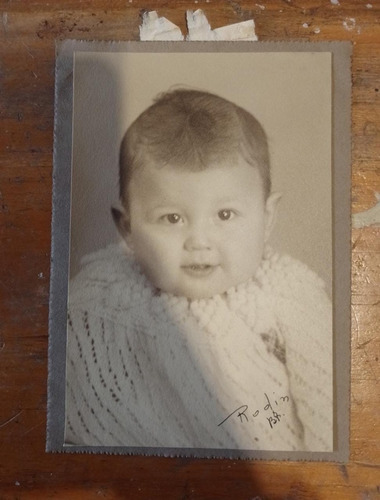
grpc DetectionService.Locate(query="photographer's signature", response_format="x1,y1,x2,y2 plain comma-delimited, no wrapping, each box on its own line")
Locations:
218,393,290,430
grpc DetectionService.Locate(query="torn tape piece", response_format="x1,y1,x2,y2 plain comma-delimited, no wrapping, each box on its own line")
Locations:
352,193,380,228
186,9,216,41
186,9,258,41
139,11,184,41
214,20,258,41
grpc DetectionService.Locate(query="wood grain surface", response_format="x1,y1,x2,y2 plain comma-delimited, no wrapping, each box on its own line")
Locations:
0,1,379,499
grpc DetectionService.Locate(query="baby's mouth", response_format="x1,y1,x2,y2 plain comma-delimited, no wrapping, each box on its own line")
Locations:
182,264,217,277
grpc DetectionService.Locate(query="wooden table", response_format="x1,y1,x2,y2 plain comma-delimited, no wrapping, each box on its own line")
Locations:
0,1,379,498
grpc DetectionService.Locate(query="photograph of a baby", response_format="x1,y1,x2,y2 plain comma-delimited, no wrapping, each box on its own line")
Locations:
65,85,333,453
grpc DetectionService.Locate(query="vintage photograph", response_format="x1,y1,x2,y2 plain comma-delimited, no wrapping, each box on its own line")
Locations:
48,42,351,460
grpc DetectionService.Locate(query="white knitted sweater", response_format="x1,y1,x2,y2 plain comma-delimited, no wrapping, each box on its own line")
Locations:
65,243,333,452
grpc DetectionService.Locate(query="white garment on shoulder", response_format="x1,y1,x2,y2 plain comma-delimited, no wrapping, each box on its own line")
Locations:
65,243,333,452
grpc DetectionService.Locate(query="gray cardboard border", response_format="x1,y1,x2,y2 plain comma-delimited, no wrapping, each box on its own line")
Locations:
47,40,351,462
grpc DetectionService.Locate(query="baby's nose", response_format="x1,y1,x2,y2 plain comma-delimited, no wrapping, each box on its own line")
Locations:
184,221,212,251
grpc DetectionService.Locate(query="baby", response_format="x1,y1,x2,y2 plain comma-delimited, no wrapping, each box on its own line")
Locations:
65,89,333,452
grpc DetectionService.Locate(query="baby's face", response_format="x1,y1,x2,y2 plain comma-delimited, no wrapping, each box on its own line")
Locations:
125,158,275,299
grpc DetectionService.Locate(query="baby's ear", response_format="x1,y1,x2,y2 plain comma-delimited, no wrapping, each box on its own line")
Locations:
111,206,130,241
264,192,282,242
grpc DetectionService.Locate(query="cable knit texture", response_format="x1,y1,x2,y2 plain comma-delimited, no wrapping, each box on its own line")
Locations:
65,243,333,452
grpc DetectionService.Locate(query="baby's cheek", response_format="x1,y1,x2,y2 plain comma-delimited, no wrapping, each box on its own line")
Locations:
132,226,162,252
231,237,262,275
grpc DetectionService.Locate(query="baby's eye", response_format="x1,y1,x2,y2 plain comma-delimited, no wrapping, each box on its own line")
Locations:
218,209,234,221
162,213,183,224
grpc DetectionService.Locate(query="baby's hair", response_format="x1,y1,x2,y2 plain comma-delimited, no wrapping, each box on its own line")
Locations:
119,88,271,207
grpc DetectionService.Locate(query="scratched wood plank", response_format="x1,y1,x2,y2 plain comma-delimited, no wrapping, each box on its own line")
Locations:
0,1,379,499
